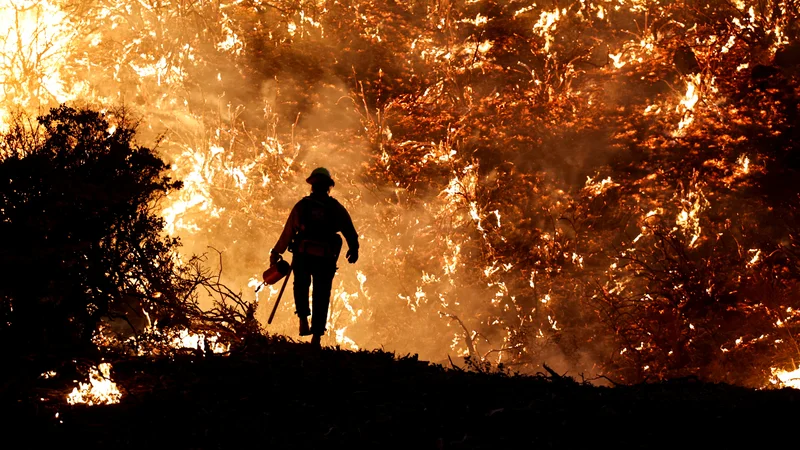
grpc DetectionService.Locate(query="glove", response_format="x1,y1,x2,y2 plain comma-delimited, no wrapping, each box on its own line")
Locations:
269,250,280,266
346,248,358,264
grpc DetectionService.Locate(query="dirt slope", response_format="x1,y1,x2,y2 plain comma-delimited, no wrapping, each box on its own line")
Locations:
3,337,798,449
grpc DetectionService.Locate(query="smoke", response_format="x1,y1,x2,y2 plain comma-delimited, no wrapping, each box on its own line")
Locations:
117,0,621,376
3,0,799,385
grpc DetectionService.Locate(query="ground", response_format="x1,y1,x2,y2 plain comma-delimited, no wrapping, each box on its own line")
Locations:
3,336,798,448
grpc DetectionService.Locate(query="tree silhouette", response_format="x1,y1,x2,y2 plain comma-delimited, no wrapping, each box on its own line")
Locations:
0,105,186,355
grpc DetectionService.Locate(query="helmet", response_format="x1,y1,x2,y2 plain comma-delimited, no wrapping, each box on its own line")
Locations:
306,167,335,186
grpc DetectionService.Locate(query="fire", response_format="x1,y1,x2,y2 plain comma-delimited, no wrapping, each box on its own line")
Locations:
335,326,360,350
0,0,81,128
170,328,230,354
584,175,617,197
533,8,563,53
1,0,799,388
746,249,761,268
93,321,230,356
675,74,702,135
770,367,800,389
675,185,708,248
66,363,122,406
736,154,750,175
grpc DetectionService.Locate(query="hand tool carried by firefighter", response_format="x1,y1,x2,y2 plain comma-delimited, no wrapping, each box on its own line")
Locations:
254,257,291,293
262,256,292,324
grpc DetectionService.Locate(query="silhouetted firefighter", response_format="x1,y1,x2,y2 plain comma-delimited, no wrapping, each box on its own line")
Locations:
270,168,359,347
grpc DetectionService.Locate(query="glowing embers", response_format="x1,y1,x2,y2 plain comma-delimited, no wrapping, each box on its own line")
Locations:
216,10,243,55
414,37,494,70
584,175,617,197
93,321,230,356
746,249,761,268
66,363,122,406
702,153,756,187
607,34,659,70
674,74,702,135
287,10,324,39
608,52,626,69
735,154,750,176
169,328,230,355
134,323,231,355
440,164,479,225
532,8,564,53
674,183,708,248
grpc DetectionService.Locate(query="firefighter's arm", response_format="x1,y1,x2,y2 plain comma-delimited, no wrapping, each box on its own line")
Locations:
271,205,300,262
338,203,359,263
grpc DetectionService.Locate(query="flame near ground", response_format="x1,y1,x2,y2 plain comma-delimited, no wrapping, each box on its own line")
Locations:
66,363,122,406
2,0,800,389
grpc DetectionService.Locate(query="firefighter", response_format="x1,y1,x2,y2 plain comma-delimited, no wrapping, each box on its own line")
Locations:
269,167,359,347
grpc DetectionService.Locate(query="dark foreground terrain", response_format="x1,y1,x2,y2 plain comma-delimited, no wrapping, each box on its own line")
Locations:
3,337,798,449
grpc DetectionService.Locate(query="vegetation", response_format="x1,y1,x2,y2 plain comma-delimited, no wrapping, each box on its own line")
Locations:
4,337,800,448
0,106,187,354
1,0,800,386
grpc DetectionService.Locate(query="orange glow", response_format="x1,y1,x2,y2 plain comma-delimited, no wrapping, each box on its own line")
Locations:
1,0,797,388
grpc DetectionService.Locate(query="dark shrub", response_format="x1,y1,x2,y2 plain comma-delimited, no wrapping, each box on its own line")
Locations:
0,105,186,355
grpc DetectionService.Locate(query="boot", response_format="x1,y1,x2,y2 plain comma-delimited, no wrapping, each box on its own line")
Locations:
310,334,321,348
299,316,311,336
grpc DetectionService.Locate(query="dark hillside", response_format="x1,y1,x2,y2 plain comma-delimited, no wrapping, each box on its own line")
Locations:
3,338,798,449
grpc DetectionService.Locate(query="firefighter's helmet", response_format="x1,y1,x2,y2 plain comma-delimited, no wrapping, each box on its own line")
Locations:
306,167,335,186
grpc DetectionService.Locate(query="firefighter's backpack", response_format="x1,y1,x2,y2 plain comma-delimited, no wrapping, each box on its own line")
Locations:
294,197,342,259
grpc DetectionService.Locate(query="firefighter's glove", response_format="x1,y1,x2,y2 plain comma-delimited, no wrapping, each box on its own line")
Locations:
346,249,359,264
269,250,280,266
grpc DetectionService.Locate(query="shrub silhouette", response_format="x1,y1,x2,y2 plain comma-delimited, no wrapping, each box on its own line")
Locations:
0,105,185,355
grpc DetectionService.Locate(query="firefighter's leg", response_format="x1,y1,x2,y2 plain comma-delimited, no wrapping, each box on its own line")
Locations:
292,255,312,318
310,260,336,336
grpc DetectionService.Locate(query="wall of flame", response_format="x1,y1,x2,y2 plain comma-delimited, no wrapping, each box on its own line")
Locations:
1,0,799,387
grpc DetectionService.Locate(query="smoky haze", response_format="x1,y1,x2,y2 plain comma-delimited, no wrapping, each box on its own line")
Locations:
2,0,799,386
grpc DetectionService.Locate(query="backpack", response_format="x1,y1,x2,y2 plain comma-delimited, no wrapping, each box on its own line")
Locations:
293,196,343,259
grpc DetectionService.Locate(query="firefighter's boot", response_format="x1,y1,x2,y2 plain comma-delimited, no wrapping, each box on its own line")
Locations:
299,316,311,336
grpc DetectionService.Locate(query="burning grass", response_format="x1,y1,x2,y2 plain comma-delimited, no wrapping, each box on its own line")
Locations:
0,0,799,387
66,362,122,406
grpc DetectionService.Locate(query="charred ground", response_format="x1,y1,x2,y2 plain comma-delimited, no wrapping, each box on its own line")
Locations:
3,336,798,449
